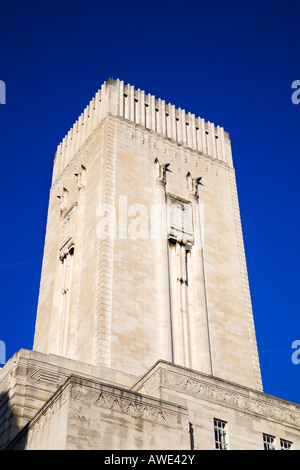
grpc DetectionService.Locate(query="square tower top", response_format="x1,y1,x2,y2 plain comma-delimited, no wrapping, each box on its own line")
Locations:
53,79,233,184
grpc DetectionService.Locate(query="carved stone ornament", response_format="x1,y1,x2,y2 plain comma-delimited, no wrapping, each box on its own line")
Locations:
160,369,300,428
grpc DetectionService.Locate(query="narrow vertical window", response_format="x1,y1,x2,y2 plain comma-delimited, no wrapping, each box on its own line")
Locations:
263,434,276,450
214,419,228,450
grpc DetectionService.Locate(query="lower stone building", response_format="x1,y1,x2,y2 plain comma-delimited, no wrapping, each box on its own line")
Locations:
1,350,300,450
1,79,299,450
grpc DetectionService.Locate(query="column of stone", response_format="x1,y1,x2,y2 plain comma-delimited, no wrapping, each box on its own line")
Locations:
82,107,88,144
77,114,84,150
219,126,226,163
181,109,187,146
200,118,207,154
102,82,109,121
74,120,80,158
169,240,183,365
64,130,71,168
86,102,93,138
52,155,57,184
190,113,197,150
161,99,166,137
118,80,124,118
55,144,61,179
145,94,151,129
82,111,87,148
129,85,135,122
150,94,156,131
94,89,102,128
156,99,162,134
195,118,202,153
186,114,192,148
140,90,145,127
155,164,173,363
135,89,141,125
61,137,67,171
179,241,191,368
95,118,116,367
171,104,176,140
60,247,74,357
165,104,171,139
210,122,217,158
61,143,66,174
68,128,75,166
124,85,130,120
177,110,182,144
68,168,87,359
188,180,212,374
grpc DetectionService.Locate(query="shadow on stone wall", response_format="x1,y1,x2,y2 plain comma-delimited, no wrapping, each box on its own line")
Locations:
0,391,12,449
0,392,28,450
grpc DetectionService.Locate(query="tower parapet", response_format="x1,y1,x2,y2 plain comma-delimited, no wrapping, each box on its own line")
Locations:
53,79,233,183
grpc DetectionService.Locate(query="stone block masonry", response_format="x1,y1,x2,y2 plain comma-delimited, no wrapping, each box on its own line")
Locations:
33,78,262,390
2,79,298,450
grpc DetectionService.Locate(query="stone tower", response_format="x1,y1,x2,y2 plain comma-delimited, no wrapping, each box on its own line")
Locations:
33,78,261,390
1,79,300,451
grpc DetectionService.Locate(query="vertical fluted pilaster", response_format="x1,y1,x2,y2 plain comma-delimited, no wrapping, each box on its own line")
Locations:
155,164,173,363
95,118,116,367
188,180,212,374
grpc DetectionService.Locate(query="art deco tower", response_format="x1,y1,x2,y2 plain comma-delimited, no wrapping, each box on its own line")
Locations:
33,78,262,391
2,79,300,451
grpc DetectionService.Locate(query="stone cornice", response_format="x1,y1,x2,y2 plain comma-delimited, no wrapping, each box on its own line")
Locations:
133,361,300,430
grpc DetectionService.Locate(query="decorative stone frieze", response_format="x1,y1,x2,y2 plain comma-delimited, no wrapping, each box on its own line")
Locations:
133,362,300,431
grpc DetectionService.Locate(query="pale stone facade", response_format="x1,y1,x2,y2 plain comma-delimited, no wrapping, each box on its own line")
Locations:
2,352,300,450
1,79,299,450
33,78,261,389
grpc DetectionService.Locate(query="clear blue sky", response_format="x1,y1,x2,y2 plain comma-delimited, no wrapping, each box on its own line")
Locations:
0,0,299,404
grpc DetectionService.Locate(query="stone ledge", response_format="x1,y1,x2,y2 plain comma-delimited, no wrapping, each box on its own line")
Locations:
132,360,300,429
0,349,139,449
7,374,189,450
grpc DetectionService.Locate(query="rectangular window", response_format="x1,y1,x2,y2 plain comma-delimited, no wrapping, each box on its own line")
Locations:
214,419,228,450
280,439,292,450
263,434,276,450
